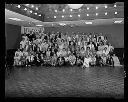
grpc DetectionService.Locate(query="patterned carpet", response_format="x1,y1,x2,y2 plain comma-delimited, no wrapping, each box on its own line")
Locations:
5,66,124,98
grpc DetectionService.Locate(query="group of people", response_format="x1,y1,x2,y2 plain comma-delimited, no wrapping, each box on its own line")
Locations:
13,31,121,68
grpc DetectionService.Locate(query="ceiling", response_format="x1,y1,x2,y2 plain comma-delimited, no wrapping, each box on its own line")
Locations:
5,3,124,22
5,3,124,27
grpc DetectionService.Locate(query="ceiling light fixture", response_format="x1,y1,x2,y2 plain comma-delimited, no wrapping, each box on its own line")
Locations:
31,5,34,8
87,14,89,16
105,12,107,15
30,10,32,13
115,12,117,14
36,25,43,26
70,9,73,11
85,22,92,24
55,10,57,12
70,15,72,17
96,6,98,9
17,5,21,8
25,4,29,6
87,7,89,10
54,16,56,18
8,18,24,21
63,9,65,12
114,20,123,23
114,4,117,7
105,5,108,8
68,4,83,9
38,14,41,16
24,8,27,11
96,13,98,16
62,15,64,18
36,7,38,10
35,13,37,15
78,14,80,17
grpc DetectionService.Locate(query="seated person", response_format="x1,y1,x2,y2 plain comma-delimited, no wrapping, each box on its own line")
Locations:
90,55,96,66
76,53,83,66
34,53,41,66
20,52,27,66
98,42,104,51
44,48,51,65
96,50,103,56
14,49,22,66
106,54,114,67
102,47,109,56
40,53,44,66
88,41,95,51
80,47,85,58
107,43,114,52
95,54,103,67
57,56,65,66
57,49,63,57
61,48,67,57
68,53,76,66
112,54,122,66
51,53,57,66
101,54,107,66
82,54,91,68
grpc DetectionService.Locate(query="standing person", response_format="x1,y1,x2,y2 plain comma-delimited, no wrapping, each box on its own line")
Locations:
112,54,122,67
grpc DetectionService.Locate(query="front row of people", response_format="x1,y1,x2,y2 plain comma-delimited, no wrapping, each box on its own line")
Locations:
14,47,121,68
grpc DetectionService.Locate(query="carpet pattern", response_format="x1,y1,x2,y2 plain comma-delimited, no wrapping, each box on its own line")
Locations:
5,66,124,98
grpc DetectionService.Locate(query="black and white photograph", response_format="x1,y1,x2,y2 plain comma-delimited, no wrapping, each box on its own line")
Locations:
5,3,125,101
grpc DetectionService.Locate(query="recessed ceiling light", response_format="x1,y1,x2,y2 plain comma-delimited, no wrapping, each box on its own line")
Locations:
105,5,108,8
63,9,65,12
115,12,117,14
36,7,38,10
87,14,89,16
105,12,107,15
70,15,72,17
96,6,98,9
54,16,56,18
114,4,117,7
78,14,80,17
96,13,98,16
55,10,57,12
36,25,43,26
70,9,73,11
87,7,89,10
8,18,24,21
26,4,29,6
35,13,37,15
38,14,41,16
30,10,32,13
31,5,34,8
24,8,27,11
62,15,64,18
17,5,21,8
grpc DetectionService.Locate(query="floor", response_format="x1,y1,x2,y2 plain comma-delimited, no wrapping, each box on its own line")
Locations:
5,66,124,98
